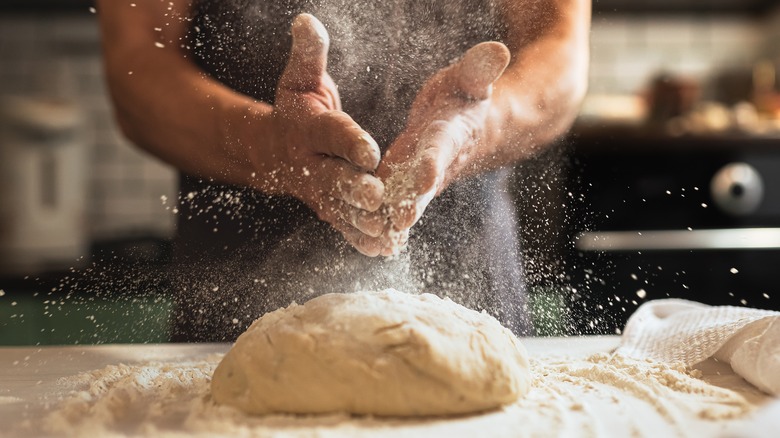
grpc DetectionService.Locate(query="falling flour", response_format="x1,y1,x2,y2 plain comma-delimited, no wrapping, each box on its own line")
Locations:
16,352,760,438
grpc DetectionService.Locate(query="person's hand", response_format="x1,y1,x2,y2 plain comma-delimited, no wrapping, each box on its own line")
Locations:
246,14,386,256
375,42,511,256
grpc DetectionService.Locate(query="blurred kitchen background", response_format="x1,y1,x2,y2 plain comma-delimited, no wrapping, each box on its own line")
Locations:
2,0,780,344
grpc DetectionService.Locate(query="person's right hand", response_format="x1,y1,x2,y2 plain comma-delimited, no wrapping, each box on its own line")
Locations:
245,14,386,256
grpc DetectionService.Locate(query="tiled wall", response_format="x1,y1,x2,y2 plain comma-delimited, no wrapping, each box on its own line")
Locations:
590,15,764,93
1,10,778,241
589,14,766,96
0,14,177,241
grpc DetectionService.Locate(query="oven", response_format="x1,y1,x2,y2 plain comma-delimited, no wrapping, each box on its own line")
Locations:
564,130,780,334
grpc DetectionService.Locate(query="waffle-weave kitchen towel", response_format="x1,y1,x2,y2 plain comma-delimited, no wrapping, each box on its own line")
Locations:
617,299,780,395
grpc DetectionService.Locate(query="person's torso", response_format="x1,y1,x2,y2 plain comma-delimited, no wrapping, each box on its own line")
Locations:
178,0,510,257
171,0,530,338
190,0,504,146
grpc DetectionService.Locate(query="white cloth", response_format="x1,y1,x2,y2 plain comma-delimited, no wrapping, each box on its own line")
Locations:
617,299,780,396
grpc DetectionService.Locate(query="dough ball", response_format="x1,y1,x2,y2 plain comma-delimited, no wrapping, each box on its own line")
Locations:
211,289,531,417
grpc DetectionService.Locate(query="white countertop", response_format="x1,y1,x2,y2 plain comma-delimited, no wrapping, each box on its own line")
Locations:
0,337,774,437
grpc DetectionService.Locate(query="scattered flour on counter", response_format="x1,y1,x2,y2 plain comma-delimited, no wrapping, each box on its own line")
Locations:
521,354,753,437
0,396,24,404
19,353,758,438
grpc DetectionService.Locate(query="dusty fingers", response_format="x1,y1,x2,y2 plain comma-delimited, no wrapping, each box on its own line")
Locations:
315,198,383,257
278,14,330,92
454,41,510,100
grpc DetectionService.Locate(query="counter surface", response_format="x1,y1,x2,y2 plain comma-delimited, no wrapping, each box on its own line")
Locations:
0,337,772,437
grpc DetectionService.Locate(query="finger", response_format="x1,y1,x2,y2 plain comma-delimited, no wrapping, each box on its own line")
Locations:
278,13,330,91
389,186,437,230
338,220,383,257
311,111,381,171
455,41,510,100
319,158,384,211
388,198,417,233
340,173,384,212
418,119,469,177
380,227,410,257
387,123,462,229
386,158,434,229
317,202,383,256
346,229,382,257
341,203,386,237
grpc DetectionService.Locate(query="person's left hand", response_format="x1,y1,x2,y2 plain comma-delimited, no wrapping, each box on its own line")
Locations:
374,42,511,256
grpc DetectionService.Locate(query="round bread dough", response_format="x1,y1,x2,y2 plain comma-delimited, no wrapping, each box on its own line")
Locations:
211,289,531,416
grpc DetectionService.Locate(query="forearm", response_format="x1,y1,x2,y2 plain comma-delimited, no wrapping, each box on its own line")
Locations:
461,0,591,176
97,0,272,188
108,48,272,187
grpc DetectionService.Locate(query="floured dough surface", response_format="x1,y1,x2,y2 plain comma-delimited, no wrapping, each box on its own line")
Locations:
211,289,531,416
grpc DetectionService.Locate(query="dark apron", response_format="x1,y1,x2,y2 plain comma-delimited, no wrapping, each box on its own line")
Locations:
170,0,530,341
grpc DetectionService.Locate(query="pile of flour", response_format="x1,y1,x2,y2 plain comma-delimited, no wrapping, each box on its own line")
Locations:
18,352,757,438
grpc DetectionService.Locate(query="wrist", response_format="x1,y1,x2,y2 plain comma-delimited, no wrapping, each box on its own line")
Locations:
219,97,279,192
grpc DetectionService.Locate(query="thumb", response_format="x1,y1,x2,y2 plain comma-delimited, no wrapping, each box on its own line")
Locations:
279,13,330,91
454,41,510,100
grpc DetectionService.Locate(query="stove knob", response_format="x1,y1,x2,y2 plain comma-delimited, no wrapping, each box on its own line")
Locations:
710,162,763,216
